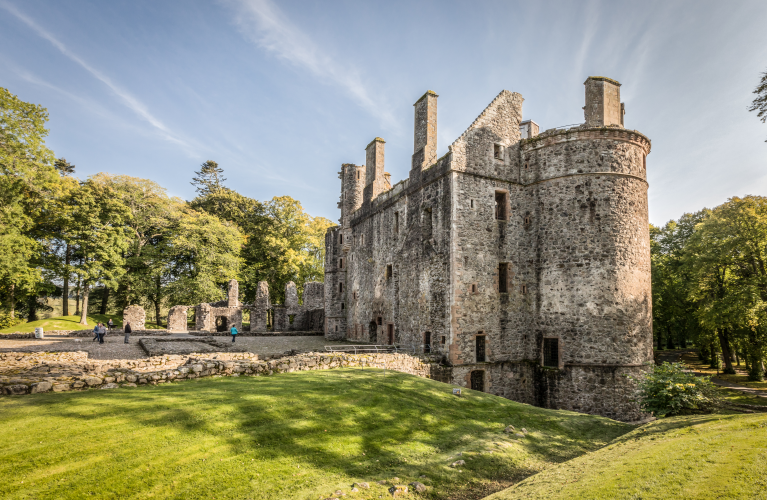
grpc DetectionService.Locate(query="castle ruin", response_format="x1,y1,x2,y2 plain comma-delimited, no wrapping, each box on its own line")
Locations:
324,77,653,421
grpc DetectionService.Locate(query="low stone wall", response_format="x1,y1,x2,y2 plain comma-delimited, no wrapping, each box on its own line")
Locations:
139,337,250,356
0,351,443,396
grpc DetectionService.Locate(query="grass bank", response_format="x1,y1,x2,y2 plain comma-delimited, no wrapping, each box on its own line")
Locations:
0,315,164,334
486,412,767,500
0,369,631,500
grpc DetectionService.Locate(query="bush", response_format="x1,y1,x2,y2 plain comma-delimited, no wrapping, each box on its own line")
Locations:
635,362,721,417
0,312,25,330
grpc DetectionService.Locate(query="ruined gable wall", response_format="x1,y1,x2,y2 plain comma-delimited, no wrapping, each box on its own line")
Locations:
324,227,346,339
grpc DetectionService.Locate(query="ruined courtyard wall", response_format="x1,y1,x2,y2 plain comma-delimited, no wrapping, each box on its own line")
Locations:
324,227,346,339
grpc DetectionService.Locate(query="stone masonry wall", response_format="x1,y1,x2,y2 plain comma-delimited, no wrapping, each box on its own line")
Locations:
122,305,145,330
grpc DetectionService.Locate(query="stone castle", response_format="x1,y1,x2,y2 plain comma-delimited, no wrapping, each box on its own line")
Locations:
324,77,653,421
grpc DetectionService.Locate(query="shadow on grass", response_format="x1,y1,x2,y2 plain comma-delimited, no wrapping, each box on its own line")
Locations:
2,369,635,499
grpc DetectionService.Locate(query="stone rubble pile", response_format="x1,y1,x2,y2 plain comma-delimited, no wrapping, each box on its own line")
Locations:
1,351,442,396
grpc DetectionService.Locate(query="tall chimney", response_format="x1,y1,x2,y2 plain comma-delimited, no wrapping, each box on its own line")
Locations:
363,137,385,203
412,90,438,171
584,77,623,128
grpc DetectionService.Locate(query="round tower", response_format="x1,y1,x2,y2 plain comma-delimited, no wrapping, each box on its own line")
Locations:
520,76,652,420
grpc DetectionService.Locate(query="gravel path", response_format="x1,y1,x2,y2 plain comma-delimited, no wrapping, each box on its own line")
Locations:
0,334,351,360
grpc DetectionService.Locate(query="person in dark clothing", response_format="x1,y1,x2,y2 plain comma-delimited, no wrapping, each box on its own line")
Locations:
107,318,114,332
98,322,106,344
230,325,238,343
93,325,99,342
124,322,132,344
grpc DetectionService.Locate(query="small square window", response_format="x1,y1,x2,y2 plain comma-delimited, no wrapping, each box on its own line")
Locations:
543,338,559,367
341,302,345,310
377,317,383,326
441,335,446,345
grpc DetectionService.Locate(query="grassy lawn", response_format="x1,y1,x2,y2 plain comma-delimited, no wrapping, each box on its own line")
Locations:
0,315,164,334
486,412,767,500
680,351,767,390
0,369,632,500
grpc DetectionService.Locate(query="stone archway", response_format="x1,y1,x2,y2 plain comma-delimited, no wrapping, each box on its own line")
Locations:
215,316,228,332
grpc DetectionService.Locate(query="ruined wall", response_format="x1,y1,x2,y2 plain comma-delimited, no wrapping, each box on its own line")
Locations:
123,305,145,330
167,306,189,333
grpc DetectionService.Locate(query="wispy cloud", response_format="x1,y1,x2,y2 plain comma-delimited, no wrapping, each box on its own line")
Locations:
224,0,396,129
0,1,197,153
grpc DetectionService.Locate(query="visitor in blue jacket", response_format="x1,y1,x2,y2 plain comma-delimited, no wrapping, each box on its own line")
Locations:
230,325,238,343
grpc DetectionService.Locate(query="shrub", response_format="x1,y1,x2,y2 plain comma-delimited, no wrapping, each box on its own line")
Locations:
0,312,25,330
635,362,721,417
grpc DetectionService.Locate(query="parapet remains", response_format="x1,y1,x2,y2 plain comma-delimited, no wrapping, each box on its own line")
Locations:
167,279,324,334
324,77,653,421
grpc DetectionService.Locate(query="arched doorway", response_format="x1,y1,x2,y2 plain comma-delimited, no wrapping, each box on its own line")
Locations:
470,370,484,392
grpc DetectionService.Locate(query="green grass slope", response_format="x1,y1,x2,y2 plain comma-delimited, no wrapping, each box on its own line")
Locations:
486,413,767,500
0,369,631,500
0,314,164,333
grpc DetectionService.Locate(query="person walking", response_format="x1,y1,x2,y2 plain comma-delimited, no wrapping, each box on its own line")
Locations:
107,318,114,332
124,322,132,344
98,322,106,344
230,324,238,343
92,324,99,342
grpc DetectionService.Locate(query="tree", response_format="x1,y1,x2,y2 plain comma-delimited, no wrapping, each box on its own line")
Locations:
54,157,76,176
0,87,59,319
191,160,226,196
64,179,130,325
749,69,767,142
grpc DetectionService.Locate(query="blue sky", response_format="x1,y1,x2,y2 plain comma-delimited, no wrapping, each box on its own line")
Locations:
1,0,766,225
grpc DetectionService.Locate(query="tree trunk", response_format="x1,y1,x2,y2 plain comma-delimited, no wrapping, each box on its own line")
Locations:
100,287,109,315
27,294,38,322
62,244,70,316
657,325,663,351
79,283,90,325
154,276,162,327
718,329,736,374
709,342,720,369
747,330,764,381
75,278,81,316
735,350,740,366
666,326,675,349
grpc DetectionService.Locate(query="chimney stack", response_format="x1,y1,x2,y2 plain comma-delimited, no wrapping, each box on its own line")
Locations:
584,77,624,128
363,137,386,203
412,90,438,172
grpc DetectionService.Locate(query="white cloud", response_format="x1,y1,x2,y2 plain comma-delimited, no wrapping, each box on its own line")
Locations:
0,1,197,154
224,0,396,129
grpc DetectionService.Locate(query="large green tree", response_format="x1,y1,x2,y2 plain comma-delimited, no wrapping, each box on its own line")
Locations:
750,69,767,142
0,87,59,318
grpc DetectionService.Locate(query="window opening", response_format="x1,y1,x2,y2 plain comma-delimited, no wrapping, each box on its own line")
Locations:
339,234,343,244
215,316,228,332
423,207,433,240
394,212,399,233
521,284,527,294
387,324,394,345
470,199,475,209
524,215,531,225
341,303,345,310
493,144,502,160
476,335,486,362
441,335,446,345
470,370,484,392
335,324,338,332
339,282,343,293
386,264,393,280
498,263,509,293
424,331,431,353
495,191,508,220
471,283,477,293
356,171,360,180
339,258,344,269
543,338,559,367
377,316,382,326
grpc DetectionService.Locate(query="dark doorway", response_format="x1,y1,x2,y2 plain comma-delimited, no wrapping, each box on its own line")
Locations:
215,316,228,332
387,324,394,345
368,321,377,343
476,335,486,362
470,370,484,392
543,338,559,367
424,331,431,353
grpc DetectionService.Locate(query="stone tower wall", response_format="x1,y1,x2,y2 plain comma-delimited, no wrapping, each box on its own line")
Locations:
413,90,438,170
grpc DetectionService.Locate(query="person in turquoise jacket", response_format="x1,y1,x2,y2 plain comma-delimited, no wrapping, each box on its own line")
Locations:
230,325,238,343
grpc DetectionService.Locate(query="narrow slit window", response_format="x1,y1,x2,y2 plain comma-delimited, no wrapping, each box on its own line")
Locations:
495,191,509,220
423,207,433,240
521,284,527,294
338,258,344,269
524,215,531,225
394,212,399,234
386,264,393,280
471,283,477,294
476,335,486,362
341,302,345,310
356,171,360,180
424,331,431,353
441,335,446,345
498,263,509,293
470,199,475,209
543,338,559,367
338,282,343,293
493,144,502,160
339,234,343,244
